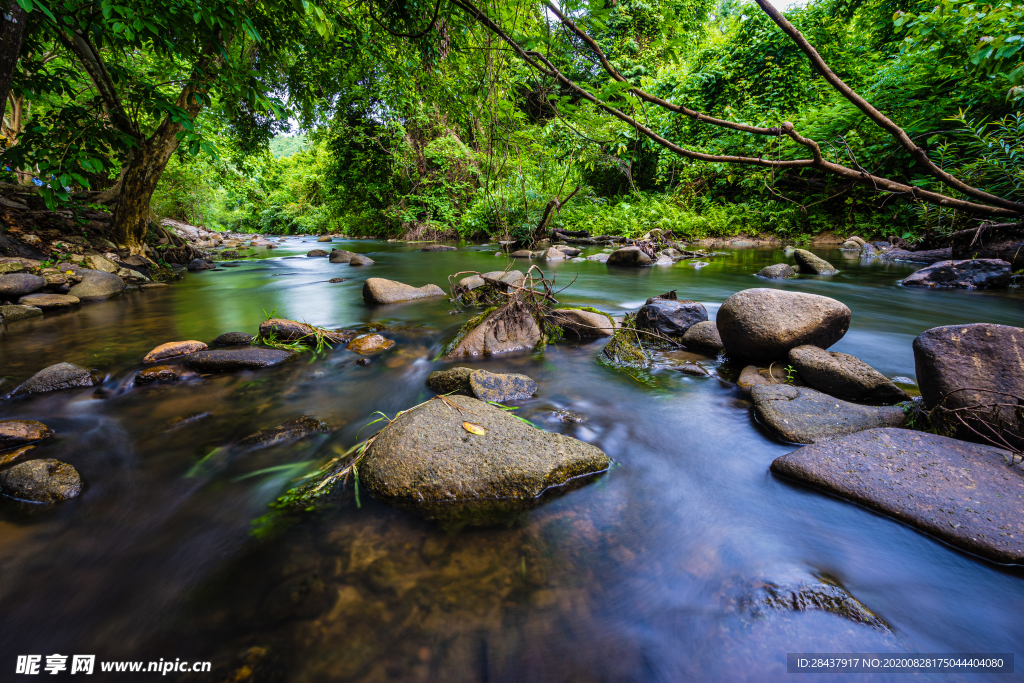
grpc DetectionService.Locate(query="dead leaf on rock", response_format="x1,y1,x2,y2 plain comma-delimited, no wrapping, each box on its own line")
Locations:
462,422,485,435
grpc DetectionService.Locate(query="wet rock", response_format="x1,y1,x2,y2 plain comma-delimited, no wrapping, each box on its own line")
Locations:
555,246,581,257
16,294,79,309
543,246,567,261
82,254,117,273
458,270,524,291
0,444,34,467
426,367,474,394
552,408,585,423
902,259,1011,289
741,577,888,632
214,331,254,346
328,277,346,283
360,395,609,518
134,365,200,384
606,246,653,267
329,249,355,264
793,249,838,275
68,269,125,301
913,323,1024,448
788,345,909,402
348,254,374,266
219,250,239,259
510,249,534,258
263,573,328,621
841,240,860,250
770,428,1024,564
586,253,610,262
140,283,171,290
847,236,866,246
0,273,45,298
362,277,447,304
420,244,456,251
676,363,710,376
636,299,708,338
751,384,905,443
681,320,724,352
737,365,775,393
548,308,616,338
0,420,54,448
0,459,81,503
346,334,395,354
469,369,538,401
259,319,353,345
756,263,796,279
306,249,328,257
9,362,98,397
444,302,542,358
317,236,332,242
716,289,851,362
187,258,215,271
143,340,208,363
601,313,650,368
187,348,295,372
0,304,43,321
237,416,329,451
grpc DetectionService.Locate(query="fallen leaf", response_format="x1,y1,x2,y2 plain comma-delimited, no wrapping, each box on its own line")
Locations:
462,422,485,435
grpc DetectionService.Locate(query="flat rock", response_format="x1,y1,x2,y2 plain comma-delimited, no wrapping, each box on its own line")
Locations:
306,249,328,257
716,288,851,362
9,362,98,397
259,319,353,345
770,428,1024,564
135,365,200,384
0,273,45,297
789,345,908,402
636,299,708,338
548,308,615,338
236,416,329,450
186,348,295,372
469,369,538,401
681,320,724,352
420,244,456,251
346,334,395,354
0,261,24,273
0,420,54,448
444,302,542,358
140,283,171,289
0,304,43,321
214,331,254,346
363,277,447,304
606,246,653,267
0,459,82,503
68,269,125,301
752,384,905,444
143,340,208,363
18,293,79,309
757,263,796,279
902,259,1011,289
360,395,609,514
793,249,838,275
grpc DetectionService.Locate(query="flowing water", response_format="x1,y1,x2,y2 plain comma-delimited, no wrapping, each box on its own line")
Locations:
1,239,1022,682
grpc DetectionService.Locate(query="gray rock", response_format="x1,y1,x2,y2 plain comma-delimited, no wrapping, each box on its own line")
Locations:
0,420,54,448
186,348,295,372
10,362,98,397
543,246,567,261
756,263,796,279
793,249,838,275
306,249,328,257
444,303,542,359
426,367,474,394
716,288,851,362
0,459,82,503
510,250,534,258
68,270,125,301
586,253,609,262
606,246,653,267
0,273,45,298
458,270,525,291
348,254,374,266
186,258,214,271
17,293,80,309
788,345,909,402
317,236,332,242
771,428,1024,564
751,384,905,444
469,369,538,401
548,308,615,338
0,304,43,322
555,246,581,257
902,259,1011,289
635,299,708,338
214,332,254,346
741,576,889,632
913,323,1024,449
236,416,329,450
420,244,456,251
360,395,609,517
329,250,356,263
681,320,724,352
362,277,447,304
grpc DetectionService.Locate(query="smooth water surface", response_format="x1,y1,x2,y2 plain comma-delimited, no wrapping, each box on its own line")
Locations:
1,238,1022,682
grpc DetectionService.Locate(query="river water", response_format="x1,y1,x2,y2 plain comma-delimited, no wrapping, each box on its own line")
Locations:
0,238,1022,682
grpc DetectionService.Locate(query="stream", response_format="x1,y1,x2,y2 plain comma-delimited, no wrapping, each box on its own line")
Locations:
1,238,1022,682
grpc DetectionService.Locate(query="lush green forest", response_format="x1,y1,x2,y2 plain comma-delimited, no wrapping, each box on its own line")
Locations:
2,0,1023,248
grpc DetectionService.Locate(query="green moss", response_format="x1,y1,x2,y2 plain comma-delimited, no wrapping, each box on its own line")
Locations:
438,306,497,359
600,313,650,368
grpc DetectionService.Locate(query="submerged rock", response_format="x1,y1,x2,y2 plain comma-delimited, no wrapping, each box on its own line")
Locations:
0,420,54,448
9,362,98,397
236,416,329,451
0,459,82,503
741,577,888,632
788,345,908,403
17,293,79,309
134,365,200,384
359,395,609,520
259,319,353,345
187,348,295,372
548,308,616,338
606,246,653,267
214,331,254,346
346,334,395,354
771,428,1024,564
0,273,45,298
425,368,538,401
793,249,838,275
444,302,543,358
0,304,43,321
635,299,708,338
143,340,208,363
751,384,905,443
716,289,851,362
756,263,796,279
68,269,125,301
902,259,1011,289
681,320,724,352
362,277,447,304
601,313,650,368
420,244,456,251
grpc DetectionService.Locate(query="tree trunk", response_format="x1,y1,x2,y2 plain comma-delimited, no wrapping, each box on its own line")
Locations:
0,2,26,122
109,131,183,253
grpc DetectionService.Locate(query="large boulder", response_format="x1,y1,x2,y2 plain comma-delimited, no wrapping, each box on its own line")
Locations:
187,348,295,372
901,259,1011,289
788,345,908,402
792,249,838,275
0,420,53,448
0,304,43,321
236,416,329,450
635,299,708,338
359,395,609,518
0,459,82,503
756,263,795,279
68,269,125,301
606,246,653,267
259,319,353,345
444,302,542,358
913,323,1024,448
362,278,447,304
329,250,355,263
716,288,851,362
0,273,45,298
143,340,208,363
751,384,905,443
548,308,615,338
9,362,98,397
771,428,1024,564
681,320,724,352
